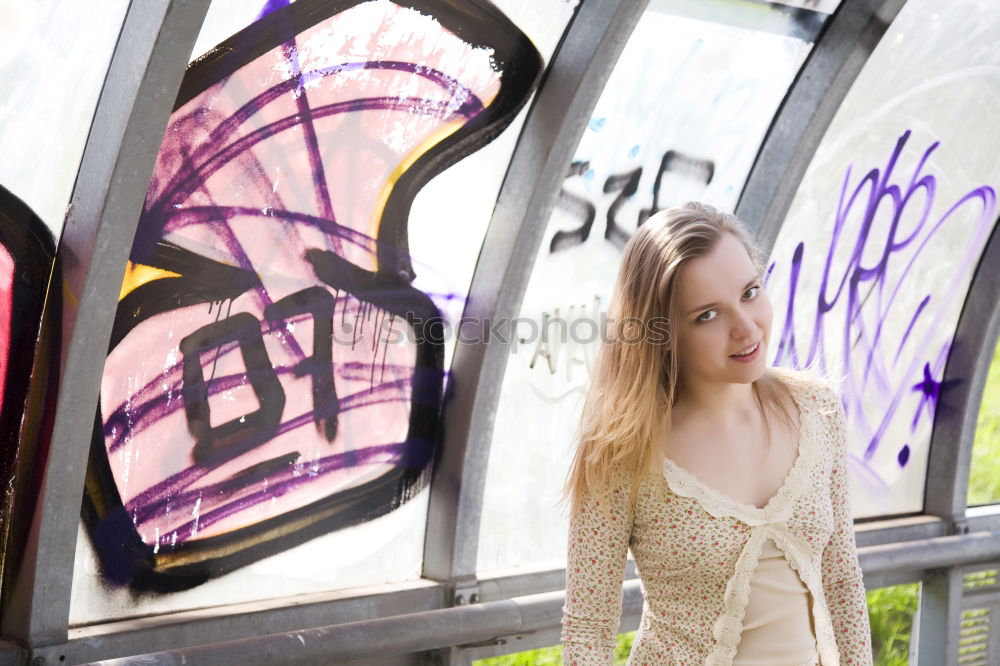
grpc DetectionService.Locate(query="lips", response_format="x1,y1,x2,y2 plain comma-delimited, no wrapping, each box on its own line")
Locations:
730,341,760,358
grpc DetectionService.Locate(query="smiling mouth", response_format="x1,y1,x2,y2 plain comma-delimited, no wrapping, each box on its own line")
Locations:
730,341,760,358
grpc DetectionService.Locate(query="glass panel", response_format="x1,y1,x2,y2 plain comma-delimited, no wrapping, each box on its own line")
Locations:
480,0,821,573
0,0,129,234
0,0,125,617
0,186,57,606
968,336,1000,507
190,0,299,63
71,0,575,623
766,0,1000,517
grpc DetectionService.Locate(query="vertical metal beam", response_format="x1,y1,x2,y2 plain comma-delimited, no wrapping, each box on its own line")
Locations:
919,218,1000,664
925,219,1000,523
421,0,649,590
735,0,905,248
0,0,210,647
915,568,964,666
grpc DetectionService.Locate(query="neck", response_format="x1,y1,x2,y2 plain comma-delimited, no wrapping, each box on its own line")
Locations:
672,377,759,425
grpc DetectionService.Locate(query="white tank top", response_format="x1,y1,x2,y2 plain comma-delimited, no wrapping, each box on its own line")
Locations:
733,536,820,666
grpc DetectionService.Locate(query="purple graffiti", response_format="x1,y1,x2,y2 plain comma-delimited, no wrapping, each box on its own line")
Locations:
769,129,996,478
85,0,542,590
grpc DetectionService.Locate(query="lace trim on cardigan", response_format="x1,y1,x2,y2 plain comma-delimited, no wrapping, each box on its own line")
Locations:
660,371,817,525
659,371,844,665
703,525,843,666
770,529,841,666
706,529,766,665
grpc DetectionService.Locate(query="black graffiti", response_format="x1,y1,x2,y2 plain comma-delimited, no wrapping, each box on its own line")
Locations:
180,287,342,463
181,312,286,464
0,184,60,596
551,148,715,253
604,166,643,249
639,150,715,224
550,161,596,252
263,286,339,440
86,0,542,592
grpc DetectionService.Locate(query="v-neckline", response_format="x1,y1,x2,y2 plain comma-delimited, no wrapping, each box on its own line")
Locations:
660,373,808,516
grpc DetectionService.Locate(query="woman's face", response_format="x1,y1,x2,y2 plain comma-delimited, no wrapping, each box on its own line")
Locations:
672,232,772,389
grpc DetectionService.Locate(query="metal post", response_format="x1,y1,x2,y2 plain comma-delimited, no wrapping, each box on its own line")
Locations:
421,0,648,591
0,0,210,647
915,568,964,666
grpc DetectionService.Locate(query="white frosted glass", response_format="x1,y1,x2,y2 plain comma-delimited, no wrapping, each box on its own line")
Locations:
766,0,1000,518
70,485,429,624
406,0,577,376
0,0,129,234
479,5,814,573
190,0,299,63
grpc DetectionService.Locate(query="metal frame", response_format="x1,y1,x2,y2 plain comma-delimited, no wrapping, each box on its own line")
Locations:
926,219,1000,524
0,0,211,649
735,0,907,249
915,211,1000,665
16,511,1000,662
28,527,1000,664
421,0,649,591
0,642,17,666
3,0,1000,663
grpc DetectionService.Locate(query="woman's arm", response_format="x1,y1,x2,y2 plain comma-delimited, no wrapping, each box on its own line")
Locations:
819,384,874,666
560,466,635,666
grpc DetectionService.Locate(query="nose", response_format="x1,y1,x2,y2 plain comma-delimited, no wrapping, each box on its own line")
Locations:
730,308,757,342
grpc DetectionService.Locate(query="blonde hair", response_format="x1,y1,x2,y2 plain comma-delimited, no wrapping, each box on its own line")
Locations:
557,201,800,519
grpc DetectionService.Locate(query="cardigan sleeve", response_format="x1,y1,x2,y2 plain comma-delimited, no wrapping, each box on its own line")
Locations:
819,385,874,666
561,466,634,666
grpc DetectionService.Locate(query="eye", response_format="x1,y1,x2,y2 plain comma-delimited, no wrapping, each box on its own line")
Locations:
696,310,718,323
743,285,760,300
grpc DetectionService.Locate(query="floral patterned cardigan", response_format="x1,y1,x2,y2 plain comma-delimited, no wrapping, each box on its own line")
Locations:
560,369,873,665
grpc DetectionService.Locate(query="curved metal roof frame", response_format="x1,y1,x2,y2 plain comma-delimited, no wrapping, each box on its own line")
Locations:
422,0,649,589
5,0,1000,663
0,0,212,647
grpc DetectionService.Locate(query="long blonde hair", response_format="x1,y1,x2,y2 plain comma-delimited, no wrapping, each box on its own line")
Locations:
557,201,799,519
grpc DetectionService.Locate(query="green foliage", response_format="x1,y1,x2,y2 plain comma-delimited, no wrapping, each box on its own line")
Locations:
612,632,635,664
868,583,918,665
968,337,1000,505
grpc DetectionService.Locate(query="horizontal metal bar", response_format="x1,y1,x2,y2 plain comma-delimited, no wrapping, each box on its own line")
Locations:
71,528,1000,665
32,580,443,665
860,532,1000,577
83,588,576,666
476,559,639,602
854,514,948,547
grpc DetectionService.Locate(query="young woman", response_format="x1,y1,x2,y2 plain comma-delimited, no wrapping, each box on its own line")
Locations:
559,202,872,665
